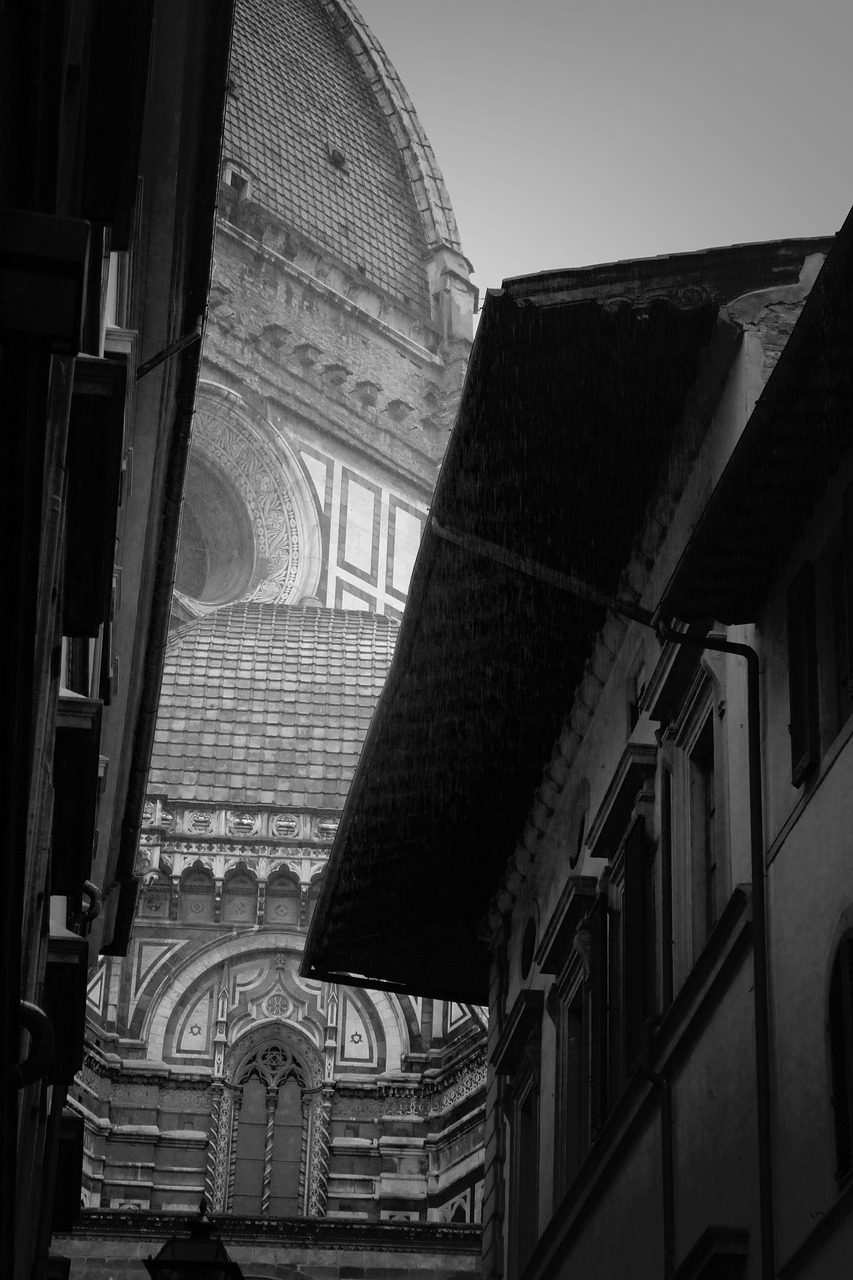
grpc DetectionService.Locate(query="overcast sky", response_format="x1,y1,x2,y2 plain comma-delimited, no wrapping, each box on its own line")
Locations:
356,0,853,307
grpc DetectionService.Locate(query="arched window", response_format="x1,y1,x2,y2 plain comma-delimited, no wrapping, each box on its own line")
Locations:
230,1041,309,1216
829,934,853,1185
222,868,258,925
306,869,325,927
179,863,215,923
264,870,301,926
139,872,170,918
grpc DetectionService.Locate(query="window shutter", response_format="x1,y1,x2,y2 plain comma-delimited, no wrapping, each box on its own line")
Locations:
843,485,853,718
588,898,609,1136
787,560,819,786
830,937,853,1185
625,819,645,1070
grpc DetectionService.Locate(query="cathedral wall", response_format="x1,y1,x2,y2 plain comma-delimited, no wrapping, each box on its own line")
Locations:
192,210,465,620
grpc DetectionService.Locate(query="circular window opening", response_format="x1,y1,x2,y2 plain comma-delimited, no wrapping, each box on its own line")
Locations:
175,452,255,605
520,917,537,980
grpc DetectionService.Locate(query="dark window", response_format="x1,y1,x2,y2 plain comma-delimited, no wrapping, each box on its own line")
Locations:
831,485,853,735
227,168,249,195
829,934,853,1187
553,985,587,1200
494,991,543,1277
588,897,609,1137
690,717,718,945
508,1072,539,1274
623,817,656,1076
787,559,820,785
520,918,536,979
231,1042,308,1215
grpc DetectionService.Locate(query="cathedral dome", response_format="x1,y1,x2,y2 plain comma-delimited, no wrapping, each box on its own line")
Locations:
150,602,397,808
224,0,461,315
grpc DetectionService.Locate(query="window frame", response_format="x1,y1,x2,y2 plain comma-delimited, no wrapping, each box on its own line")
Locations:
828,932,853,1188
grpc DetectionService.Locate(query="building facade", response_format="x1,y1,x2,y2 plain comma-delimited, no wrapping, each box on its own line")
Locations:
56,0,485,1267
306,217,853,1280
2,3,234,1277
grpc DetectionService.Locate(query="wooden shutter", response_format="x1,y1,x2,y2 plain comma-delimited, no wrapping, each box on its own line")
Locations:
829,937,853,1185
787,560,819,786
588,898,609,1136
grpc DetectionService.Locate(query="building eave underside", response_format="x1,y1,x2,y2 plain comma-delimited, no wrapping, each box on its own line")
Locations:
302,232,852,1003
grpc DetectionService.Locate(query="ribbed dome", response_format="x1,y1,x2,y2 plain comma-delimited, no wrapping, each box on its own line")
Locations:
150,603,398,808
225,0,430,312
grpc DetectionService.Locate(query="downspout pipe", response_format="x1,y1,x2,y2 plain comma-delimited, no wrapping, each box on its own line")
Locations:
657,622,774,1280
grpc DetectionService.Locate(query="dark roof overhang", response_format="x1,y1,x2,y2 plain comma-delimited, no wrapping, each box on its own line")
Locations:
303,237,834,1004
660,211,853,624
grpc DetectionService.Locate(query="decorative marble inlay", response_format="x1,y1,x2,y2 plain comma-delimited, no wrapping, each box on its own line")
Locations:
228,811,259,836
273,813,300,838
194,400,301,604
265,993,292,1018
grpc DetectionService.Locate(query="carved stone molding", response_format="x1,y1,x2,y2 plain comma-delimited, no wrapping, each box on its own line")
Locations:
187,383,322,607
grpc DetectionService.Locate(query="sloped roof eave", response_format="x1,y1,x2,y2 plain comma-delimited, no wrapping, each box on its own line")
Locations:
303,235,838,1002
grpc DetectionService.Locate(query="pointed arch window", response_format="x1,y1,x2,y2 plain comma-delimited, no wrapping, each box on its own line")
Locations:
207,1029,330,1219
231,1043,307,1216
264,871,301,927
179,863,215,923
221,868,258,925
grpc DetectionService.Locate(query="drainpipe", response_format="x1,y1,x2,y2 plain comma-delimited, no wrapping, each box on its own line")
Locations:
657,623,774,1280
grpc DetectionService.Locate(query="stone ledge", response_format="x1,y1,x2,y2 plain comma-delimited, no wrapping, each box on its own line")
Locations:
66,1211,482,1253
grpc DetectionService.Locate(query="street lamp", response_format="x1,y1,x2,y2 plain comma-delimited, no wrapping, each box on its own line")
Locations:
144,1202,243,1280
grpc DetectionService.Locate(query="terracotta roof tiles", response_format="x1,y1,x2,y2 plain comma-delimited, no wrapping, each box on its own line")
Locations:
149,603,397,809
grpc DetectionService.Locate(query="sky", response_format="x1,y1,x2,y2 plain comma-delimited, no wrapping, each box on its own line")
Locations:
356,0,853,308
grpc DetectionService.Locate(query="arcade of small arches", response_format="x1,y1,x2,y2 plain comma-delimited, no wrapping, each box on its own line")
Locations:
139,858,326,930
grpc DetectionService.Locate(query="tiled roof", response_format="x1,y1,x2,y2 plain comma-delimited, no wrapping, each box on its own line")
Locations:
149,604,398,808
225,0,430,313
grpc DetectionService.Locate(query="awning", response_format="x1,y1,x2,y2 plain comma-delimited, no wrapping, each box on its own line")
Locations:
303,238,833,1003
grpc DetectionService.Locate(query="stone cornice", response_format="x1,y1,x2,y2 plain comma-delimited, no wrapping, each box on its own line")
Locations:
141,798,340,844
67,1211,482,1252
219,219,443,365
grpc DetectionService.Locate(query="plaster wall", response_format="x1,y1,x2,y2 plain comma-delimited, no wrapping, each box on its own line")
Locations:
764,738,853,1263
547,1113,663,1280
669,958,757,1265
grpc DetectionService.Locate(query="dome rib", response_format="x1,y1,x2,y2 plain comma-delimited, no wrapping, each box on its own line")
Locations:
321,0,464,255
224,0,467,315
